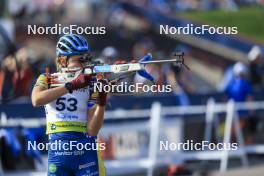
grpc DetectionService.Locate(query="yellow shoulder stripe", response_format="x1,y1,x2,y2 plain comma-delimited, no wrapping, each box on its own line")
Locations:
34,74,48,89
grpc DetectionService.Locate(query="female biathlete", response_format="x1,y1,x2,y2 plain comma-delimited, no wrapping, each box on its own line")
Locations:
32,34,106,176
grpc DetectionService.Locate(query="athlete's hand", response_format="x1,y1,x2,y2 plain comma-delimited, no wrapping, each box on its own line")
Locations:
96,80,108,106
67,74,92,91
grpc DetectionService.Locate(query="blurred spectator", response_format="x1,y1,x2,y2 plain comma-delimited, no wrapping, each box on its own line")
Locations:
12,47,34,98
221,62,255,144
101,46,118,64
0,47,34,103
247,45,264,90
0,55,16,102
224,62,253,102
218,59,254,94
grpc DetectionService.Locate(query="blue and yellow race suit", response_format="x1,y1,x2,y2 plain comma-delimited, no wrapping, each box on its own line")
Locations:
35,75,105,176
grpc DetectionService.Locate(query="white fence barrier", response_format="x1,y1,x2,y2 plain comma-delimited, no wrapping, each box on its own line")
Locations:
1,99,264,175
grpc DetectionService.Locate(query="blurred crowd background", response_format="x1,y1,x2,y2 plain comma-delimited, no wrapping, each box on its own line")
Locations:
0,0,264,175
0,0,263,104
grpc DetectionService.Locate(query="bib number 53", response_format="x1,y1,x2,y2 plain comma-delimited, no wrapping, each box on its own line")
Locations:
56,97,78,111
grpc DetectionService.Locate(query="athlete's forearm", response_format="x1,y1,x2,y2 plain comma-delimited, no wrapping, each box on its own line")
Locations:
87,105,105,136
32,86,69,107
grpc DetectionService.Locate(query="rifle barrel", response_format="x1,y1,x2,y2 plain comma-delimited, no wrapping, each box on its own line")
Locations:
140,59,178,64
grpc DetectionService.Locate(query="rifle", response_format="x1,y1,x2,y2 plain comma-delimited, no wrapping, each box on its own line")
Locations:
47,52,189,87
